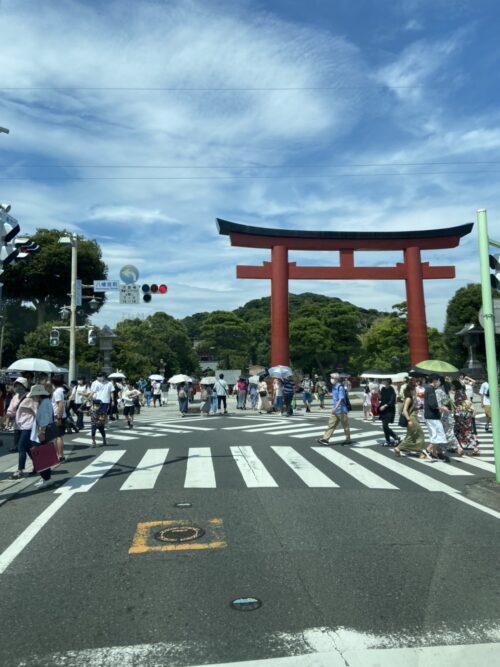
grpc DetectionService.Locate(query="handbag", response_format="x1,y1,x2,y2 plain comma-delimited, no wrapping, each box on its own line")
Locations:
398,413,408,428
39,421,58,444
31,442,60,472
259,390,267,397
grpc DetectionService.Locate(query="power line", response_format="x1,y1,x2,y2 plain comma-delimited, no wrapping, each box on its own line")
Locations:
0,85,424,91
0,171,499,181
1,161,500,169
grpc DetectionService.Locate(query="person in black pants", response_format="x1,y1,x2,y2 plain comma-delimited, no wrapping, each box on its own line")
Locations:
378,378,400,446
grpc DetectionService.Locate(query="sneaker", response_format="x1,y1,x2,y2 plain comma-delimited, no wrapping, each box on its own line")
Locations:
35,479,52,488
59,456,67,463
316,438,329,446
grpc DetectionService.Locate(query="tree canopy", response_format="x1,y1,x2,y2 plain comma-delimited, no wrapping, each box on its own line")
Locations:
2,229,107,325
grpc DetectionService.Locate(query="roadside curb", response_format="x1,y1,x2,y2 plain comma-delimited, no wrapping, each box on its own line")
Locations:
463,478,500,512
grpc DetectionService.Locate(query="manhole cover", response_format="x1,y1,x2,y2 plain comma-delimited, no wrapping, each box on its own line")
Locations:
174,502,192,508
230,597,262,611
154,525,205,543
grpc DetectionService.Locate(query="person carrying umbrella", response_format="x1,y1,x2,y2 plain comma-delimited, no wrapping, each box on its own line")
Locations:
8,377,37,479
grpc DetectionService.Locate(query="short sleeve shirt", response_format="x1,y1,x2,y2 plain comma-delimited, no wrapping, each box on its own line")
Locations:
51,387,67,418
479,383,491,406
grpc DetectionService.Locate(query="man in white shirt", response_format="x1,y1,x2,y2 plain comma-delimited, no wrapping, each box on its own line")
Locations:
479,380,491,432
214,373,229,415
90,372,114,416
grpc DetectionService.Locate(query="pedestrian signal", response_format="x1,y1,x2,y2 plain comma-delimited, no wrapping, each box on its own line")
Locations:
159,284,168,293
489,254,500,290
49,329,60,347
88,328,97,346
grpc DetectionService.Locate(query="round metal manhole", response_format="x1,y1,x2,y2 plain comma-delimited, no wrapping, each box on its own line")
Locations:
154,525,205,543
174,502,192,508
230,597,262,611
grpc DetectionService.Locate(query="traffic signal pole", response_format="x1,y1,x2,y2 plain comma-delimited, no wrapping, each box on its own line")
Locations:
69,238,77,384
477,209,500,483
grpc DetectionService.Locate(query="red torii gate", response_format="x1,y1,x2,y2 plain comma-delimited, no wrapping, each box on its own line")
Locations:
216,219,473,367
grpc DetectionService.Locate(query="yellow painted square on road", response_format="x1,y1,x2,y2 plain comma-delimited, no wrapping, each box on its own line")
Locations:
129,518,226,554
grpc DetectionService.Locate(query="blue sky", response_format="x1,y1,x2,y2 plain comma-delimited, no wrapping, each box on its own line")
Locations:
1,0,499,330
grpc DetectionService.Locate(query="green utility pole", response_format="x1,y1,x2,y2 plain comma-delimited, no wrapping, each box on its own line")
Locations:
477,209,500,483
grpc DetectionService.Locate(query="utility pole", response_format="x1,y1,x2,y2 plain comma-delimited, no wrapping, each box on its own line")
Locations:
477,209,500,483
59,234,78,383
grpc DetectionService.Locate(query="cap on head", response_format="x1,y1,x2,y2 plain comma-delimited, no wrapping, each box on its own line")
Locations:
14,377,29,389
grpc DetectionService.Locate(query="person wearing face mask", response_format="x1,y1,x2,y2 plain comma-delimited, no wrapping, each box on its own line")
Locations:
28,384,56,488
74,378,89,429
7,378,37,479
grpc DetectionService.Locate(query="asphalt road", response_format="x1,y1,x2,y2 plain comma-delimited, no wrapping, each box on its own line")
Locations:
0,406,499,666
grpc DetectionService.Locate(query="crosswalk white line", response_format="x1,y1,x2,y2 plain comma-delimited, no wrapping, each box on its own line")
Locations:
223,420,303,431
409,459,474,476
270,425,362,436
271,446,338,487
352,449,459,493
56,450,126,494
235,422,309,433
230,446,278,487
142,427,190,434
312,447,398,489
120,449,169,490
454,457,496,473
184,447,216,488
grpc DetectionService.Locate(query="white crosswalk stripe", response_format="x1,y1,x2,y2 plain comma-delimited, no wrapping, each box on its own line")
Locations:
231,446,278,487
184,447,216,487
311,447,398,489
271,446,338,487
59,439,494,493
120,448,169,490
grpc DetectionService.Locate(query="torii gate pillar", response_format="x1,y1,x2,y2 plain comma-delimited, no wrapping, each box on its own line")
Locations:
271,245,289,366
405,246,429,365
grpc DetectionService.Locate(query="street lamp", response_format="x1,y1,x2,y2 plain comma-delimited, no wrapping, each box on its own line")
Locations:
58,234,77,382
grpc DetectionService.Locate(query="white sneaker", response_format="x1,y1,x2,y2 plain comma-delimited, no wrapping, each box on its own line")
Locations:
34,479,52,488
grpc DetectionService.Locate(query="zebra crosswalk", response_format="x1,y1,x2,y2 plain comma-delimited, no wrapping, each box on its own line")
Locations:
55,442,495,495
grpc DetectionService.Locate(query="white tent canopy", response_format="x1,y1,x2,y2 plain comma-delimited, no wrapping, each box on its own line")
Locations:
360,372,408,383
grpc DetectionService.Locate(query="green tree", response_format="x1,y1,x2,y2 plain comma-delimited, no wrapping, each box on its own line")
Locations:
199,311,251,369
111,313,198,380
443,284,489,366
354,315,411,371
0,301,38,367
2,229,107,325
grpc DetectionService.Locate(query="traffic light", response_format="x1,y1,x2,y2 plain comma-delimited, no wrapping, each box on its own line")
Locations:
141,283,168,302
14,238,41,259
49,329,60,347
489,254,500,290
0,204,20,270
88,328,97,346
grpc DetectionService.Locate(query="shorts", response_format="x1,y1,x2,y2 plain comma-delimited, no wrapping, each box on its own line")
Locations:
303,391,313,403
56,418,67,437
123,405,135,417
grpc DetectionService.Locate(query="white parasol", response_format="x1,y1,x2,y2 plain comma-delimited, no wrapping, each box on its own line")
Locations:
149,374,165,381
268,365,293,379
199,377,216,385
109,371,126,379
8,358,59,373
248,375,260,385
168,374,191,383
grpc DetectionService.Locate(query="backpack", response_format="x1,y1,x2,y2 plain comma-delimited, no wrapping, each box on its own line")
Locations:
338,384,352,412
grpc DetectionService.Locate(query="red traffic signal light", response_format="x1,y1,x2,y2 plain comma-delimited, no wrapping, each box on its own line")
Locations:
141,283,168,300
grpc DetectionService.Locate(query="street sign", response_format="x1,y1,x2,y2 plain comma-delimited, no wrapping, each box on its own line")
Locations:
75,279,82,307
479,298,500,334
119,265,139,285
119,284,140,304
93,280,119,292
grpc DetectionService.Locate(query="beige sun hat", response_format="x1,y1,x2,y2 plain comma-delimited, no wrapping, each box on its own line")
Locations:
14,377,29,389
28,384,50,398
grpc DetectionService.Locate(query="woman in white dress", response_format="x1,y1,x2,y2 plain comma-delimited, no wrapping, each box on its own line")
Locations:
257,377,271,414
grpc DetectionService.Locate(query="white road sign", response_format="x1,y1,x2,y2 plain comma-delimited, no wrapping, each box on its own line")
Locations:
119,284,140,304
94,280,119,292
478,298,500,334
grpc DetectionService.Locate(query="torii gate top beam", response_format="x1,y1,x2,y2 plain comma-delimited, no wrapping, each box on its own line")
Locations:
216,218,474,251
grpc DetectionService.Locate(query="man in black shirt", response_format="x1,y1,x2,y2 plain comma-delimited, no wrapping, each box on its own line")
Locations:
424,374,449,461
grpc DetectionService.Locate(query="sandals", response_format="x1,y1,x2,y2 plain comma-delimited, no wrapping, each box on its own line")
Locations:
394,447,401,457
10,471,24,480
